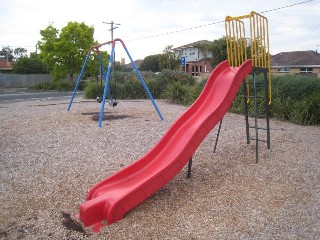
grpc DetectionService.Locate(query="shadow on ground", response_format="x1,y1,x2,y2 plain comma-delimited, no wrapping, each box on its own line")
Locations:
81,112,132,121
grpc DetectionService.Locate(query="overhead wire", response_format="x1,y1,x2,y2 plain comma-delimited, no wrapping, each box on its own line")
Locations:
127,0,315,42
1,0,316,50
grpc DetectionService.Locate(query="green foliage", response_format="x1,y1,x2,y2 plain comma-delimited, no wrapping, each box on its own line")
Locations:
159,45,179,70
83,70,196,102
140,45,179,72
13,53,49,74
194,38,228,68
0,46,14,61
84,81,103,99
209,37,228,67
84,69,320,125
13,47,27,59
272,74,320,100
162,82,194,105
140,54,161,72
38,22,95,83
230,74,320,125
145,78,162,98
156,69,196,86
270,75,320,124
29,80,84,91
294,93,320,125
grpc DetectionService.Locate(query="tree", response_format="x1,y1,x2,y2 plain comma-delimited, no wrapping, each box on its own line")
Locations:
38,22,95,84
194,38,228,67
12,53,49,74
208,37,227,67
14,48,27,59
140,54,161,72
159,45,179,70
0,46,14,61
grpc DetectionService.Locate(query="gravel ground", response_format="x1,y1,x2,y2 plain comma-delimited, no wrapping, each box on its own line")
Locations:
0,97,319,239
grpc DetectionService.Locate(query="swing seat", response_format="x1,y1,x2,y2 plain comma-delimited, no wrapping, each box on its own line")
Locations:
96,96,102,103
109,100,117,107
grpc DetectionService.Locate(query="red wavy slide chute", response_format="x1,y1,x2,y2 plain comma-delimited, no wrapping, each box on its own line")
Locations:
78,59,252,232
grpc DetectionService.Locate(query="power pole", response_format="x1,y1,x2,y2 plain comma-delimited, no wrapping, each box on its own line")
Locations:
102,21,120,70
103,21,120,42
102,21,120,103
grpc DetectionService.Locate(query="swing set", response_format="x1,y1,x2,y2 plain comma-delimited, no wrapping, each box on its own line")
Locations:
67,38,164,127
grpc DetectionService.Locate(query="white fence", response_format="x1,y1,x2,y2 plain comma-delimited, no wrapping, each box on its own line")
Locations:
0,74,53,88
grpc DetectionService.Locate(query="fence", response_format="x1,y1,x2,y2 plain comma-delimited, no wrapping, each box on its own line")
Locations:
0,74,53,88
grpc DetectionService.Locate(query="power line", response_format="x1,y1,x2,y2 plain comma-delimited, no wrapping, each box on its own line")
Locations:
102,21,121,41
128,0,315,42
1,0,316,50
260,0,314,13
128,20,225,41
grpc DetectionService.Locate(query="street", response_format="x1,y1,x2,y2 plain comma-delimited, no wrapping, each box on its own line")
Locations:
0,88,81,104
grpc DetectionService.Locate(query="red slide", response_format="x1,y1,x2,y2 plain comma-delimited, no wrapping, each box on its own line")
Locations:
78,60,252,232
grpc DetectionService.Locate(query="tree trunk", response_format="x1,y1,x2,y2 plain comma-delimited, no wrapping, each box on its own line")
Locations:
68,73,74,86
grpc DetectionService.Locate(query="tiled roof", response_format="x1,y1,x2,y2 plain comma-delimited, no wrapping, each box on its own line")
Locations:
172,40,211,51
0,59,15,70
125,59,143,69
271,50,320,66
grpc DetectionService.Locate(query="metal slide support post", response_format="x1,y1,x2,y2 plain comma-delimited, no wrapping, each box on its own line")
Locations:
187,157,193,178
67,53,91,111
213,120,223,153
264,70,271,149
123,47,164,121
243,79,250,144
253,71,259,163
98,45,115,128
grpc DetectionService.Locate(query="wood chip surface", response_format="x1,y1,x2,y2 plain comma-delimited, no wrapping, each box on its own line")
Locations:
1,97,319,239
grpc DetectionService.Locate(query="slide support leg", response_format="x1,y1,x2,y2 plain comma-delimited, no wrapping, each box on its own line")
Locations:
187,157,193,178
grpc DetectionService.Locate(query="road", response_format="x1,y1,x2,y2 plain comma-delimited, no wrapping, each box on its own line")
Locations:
0,88,81,104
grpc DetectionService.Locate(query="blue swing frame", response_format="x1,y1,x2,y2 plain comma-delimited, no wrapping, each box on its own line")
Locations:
68,38,164,128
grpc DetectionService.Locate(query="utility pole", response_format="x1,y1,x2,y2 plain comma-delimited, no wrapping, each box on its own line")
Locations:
102,21,120,104
103,21,120,42
102,21,120,71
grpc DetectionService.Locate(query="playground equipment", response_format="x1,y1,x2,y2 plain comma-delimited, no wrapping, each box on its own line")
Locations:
67,38,164,127
76,11,271,232
224,11,271,162
78,60,252,232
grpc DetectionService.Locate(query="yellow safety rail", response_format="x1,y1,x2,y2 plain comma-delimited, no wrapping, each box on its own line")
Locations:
225,11,272,105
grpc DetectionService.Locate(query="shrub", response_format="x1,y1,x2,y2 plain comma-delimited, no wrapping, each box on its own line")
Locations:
272,74,320,100
163,82,194,105
156,69,196,86
230,74,320,125
145,78,163,99
290,93,320,125
84,80,104,99
29,79,86,91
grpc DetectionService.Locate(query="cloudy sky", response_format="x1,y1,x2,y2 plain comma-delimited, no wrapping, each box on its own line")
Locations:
1,0,319,62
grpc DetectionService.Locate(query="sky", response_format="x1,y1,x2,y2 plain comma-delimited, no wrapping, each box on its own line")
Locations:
0,0,319,63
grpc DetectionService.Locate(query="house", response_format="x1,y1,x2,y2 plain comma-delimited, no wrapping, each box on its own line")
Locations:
0,59,15,73
172,40,214,79
270,50,320,78
124,59,143,71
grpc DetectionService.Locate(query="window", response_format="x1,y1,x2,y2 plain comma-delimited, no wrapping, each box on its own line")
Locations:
279,67,290,73
300,67,313,73
190,52,196,56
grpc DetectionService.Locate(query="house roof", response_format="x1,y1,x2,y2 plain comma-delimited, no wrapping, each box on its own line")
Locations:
125,59,143,69
172,40,211,51
271,50,320,67
0,59,15,70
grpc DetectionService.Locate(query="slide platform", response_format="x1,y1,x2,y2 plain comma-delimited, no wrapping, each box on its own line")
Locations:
78,60,252,232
